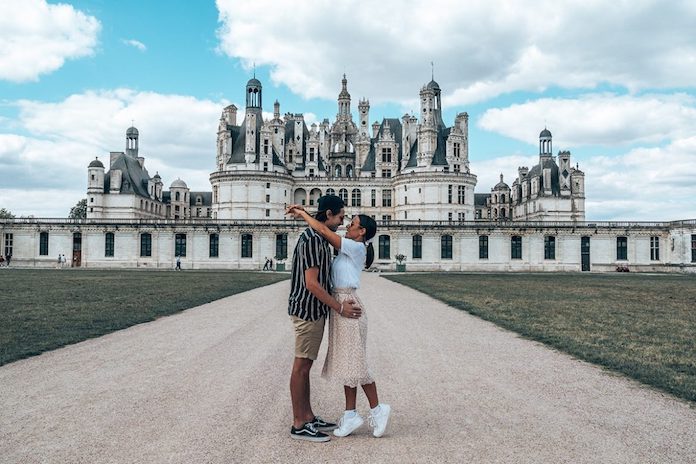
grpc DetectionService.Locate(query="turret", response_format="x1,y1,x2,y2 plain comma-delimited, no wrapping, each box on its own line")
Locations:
126,126,139,158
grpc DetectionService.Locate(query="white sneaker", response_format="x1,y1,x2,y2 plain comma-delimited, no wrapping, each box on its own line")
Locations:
368,404,391,438
333,413,364,437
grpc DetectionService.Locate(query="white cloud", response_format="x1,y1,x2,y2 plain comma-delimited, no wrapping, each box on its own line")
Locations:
215,0,696,105
0,0,100,82
478,94,696,148
122,39,146,52
0,90,229,217
584,138,696,220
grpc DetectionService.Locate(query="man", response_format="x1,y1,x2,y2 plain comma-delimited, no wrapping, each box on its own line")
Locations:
287,194,362,442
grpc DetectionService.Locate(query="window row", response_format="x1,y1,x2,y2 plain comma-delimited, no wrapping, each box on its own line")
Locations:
32,232,685,262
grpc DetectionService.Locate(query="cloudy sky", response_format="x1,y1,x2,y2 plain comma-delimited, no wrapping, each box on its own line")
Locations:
1,0,695,220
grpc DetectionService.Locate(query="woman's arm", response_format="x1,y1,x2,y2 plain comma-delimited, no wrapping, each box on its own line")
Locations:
286,205,342,250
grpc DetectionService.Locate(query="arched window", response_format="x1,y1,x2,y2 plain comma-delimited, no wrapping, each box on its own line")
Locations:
335,165,342,177
412,234,422,259
346,165,353,178
140,233,152,257
351,189,361,207
39,231,49,256
326,188,336,196
339,188,348,204
241,233,253,258
441,235,453,259
175,192,180,201
105,232,114,257
378,235,390,260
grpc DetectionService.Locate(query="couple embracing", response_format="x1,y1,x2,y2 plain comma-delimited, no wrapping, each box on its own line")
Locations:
287,194,391,442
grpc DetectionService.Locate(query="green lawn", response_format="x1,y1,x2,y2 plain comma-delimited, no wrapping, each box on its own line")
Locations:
385,273,696,403
0,269,288,366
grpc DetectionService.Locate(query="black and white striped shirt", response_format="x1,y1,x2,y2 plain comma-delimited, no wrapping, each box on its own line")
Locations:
288,228,332,321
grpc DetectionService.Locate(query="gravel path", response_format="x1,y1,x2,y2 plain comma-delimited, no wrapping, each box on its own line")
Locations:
1,273,694,463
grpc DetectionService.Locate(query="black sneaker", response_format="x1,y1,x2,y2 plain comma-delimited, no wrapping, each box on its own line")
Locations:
290,422,330,442
311,415,337,431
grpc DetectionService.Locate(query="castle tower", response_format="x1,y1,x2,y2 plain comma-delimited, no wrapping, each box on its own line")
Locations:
337,74,352,121
245,77,262,164
126,126,139,158
358,98,370,139
539,127,552,161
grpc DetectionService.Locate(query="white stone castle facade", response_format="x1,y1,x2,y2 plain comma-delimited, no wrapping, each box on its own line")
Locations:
1,77,695,272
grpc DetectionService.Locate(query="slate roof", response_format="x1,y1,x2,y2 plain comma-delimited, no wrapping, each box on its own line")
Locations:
189,192,212,207
229,110,263,163
527,158,561,195
474,193,490,206
104,153,151,198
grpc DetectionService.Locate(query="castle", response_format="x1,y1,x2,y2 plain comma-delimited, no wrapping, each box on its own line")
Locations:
85,76,585,224
2,77,694,272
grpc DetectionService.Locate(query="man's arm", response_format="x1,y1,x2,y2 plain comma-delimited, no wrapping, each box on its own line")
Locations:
305,267,361,318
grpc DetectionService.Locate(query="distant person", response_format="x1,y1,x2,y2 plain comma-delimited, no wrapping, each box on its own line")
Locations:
57,254,61,269
269,258,274,270
285,194,361,442
263,257,270,271
175,255,181,271
0,255,5,267
287,204,391,438
6,252,10,266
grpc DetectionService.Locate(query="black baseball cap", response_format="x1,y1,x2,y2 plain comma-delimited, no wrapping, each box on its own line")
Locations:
317,194,344,213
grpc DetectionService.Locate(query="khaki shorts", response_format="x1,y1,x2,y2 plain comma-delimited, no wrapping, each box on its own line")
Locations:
291,315,325,361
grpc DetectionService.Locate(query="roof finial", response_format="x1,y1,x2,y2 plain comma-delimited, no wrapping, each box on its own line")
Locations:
431,61,434,81
253,62,256,78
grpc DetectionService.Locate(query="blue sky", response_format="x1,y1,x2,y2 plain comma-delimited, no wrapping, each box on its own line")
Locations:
1,0,695,220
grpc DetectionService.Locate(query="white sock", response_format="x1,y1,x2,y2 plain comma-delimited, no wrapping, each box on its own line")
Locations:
344,409,357,419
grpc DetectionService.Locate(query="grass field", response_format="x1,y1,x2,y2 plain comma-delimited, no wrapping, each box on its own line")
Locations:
0,269,288,366
385,273,696,403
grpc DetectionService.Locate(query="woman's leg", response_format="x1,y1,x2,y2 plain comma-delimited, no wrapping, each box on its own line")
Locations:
361,382,379,409
344,385,358,410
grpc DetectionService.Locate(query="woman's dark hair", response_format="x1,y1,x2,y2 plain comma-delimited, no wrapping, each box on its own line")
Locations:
358,214,377,268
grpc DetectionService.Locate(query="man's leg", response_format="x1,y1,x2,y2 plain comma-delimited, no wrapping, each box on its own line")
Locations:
290,357,315,428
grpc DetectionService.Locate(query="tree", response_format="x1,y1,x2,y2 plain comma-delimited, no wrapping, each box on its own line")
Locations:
0,208,15,219
69,199,87,219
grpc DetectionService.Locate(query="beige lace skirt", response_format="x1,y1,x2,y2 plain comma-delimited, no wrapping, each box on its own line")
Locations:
321,288,375,388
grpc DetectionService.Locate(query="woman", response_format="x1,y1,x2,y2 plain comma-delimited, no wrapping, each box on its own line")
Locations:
286,205,391,438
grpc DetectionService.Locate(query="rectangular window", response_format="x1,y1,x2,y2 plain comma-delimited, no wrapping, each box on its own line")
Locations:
441,235,453,259
275,233,288,260
453,142,460,158
458,186,465,204
351,189,361,207
453,164,460,173
241,233,253,258
448,212,453,221
4,233,13,259
105,232,114,257
265,209,270,217
309,168,315,177
381,147,392,163
479,235,488,259
371,190,376,207
378,235,390,260
140,233,152,257
458,212,465,221
266,194,270,203
544,236,556,260
617,236,628,260
692,234,696,263
650,236,659,261
263,139,269,154
39,231,49,256
175,233,187,257
381,169,392,178
309,148,315,162
263,162,268,172
448,185,452,203
412,235,422,259
382,189,392,207
381,215,392,221
209,233,219,258
511,235,522,260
